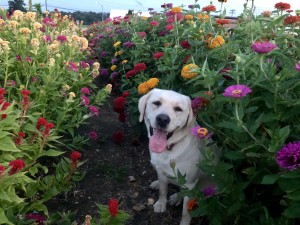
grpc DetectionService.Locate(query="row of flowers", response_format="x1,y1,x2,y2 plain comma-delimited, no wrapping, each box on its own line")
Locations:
0,9,112,224
85,0,300,223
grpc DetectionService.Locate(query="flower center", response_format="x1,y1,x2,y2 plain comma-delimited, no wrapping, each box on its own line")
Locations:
232,89,242,95
197,128,208,136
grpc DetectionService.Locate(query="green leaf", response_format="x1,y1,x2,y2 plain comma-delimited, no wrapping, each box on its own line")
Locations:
260,174,280,184
0,136,20,152
283,202,300,218
42,149,64,157
0,208,14,225
224,151,245,160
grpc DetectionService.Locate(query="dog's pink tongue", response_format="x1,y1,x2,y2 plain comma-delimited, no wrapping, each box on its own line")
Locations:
150,129,168,153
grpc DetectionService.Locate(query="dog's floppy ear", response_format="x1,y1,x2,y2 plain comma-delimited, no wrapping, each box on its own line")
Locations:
185,96,195,127
138,90,152,122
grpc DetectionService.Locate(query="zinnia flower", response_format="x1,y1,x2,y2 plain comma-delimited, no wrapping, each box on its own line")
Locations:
295,61,300,72
57,35,67,43
134,63,147,72
276,141,300,170
125,70,138,78
149,20,159,27
283,15,300,25
274,2,291,11
153,52,164,59
171,7,182,13
207,35,225,49
202,5,217,13
185,14,193,20
146,78,159,89
138,82,149,95
70,151,81,166
113,41,121,47
81,87,90,95
251,41,277,53
197,13,209,21
180,40,191,49
215,19,230,25
113,96,126,113
202,186,216,197
165,24,174,31
223,84,252,99
25,213,45,225
137,32,146,38
187,199,197,212
181,64,200,79
191,125,213,139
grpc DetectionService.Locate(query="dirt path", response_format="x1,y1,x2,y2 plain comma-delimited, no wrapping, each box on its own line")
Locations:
46,94,186,224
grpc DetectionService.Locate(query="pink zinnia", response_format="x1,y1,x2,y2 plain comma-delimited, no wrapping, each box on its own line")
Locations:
251,41,277,54
165,24,174,31
26,57,32,63
67,62,79,72
89,105,99,116
191,125,213,139
149,21,159,27
57,35,68,43
137,32,146,38
81,95,90,106
223,84,252,99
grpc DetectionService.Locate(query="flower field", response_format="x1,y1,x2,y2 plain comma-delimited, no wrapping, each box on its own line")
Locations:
1,0,300,224
85,1,300,224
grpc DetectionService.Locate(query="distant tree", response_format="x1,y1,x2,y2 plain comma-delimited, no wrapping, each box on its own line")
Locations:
8,0,27,14
33,3,42,16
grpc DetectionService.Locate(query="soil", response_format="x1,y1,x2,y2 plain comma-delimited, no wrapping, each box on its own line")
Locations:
46,83,204,225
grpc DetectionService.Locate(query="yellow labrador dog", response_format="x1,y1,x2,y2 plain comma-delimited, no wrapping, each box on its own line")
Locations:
138,88,216,225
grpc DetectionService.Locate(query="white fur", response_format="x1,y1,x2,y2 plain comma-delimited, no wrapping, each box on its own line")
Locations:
139,89,216,225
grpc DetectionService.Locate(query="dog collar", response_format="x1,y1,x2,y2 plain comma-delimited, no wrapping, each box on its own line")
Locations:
166,143,175,151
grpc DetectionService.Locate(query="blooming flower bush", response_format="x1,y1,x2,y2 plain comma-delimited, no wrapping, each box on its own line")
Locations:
86,1,300,224
0,9,111,224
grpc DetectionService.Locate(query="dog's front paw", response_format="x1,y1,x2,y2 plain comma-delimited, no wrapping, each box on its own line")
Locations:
168,193,182,206
153,199,167,213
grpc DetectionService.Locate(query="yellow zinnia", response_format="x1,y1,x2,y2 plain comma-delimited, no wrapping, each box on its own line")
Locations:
113,41,121,47
111,65,117,71
138,82,149,95
207,35,225,49
181,64,200,79
185,14,194,20
146,78,159,89
197,13,209,21
171,7,182,13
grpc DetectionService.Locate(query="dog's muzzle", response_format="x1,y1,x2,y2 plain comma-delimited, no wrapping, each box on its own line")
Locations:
156,114,170,129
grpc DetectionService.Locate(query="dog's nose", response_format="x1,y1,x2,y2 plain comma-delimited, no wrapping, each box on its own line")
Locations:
156,114,170,128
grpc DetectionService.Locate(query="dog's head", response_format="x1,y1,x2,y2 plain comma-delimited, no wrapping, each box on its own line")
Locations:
138,88,195,153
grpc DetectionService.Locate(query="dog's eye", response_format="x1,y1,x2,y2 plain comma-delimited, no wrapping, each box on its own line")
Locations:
153,101,161,106
174,106,183,112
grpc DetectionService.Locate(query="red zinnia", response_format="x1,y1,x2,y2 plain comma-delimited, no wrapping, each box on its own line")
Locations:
122,91,130,98
215,19,230,25
165,24,174,31
153,52,164,59
202,5,217,12
108,198,119,217
125,70,138,79
9,159,26,175
137,32,146,38
113,96,126,113
134,63,147,72
283,15,300,25
180,40,191,49
274,2,291,11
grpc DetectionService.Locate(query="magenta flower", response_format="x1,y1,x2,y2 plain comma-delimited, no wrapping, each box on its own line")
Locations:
223,84,252,99
81,95,90,106
191,125,213,139
276,141,300,171
67,62,79,72
202,186,216,197
6,80,16,86
295,61,300,72
251,41,277,53
16,55,22,61
25,213,45,225
26,57,32,63
81,87,90,95
149,21,159,27
88,131,98,140
57,35,68,43
89,106,99,117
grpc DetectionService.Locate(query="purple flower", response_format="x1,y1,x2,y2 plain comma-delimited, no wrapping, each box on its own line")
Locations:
67,62,79,72
110,72,118,80
109,34,115,38
295,61,300,72
89,105,99,117
223,84,252,99
251,41,277,54
88,131,99,140
80,61,89,69
166,3,173,8
191,97,203,114
81,87,90,95
148,7,154,11
123,41,135,48
101,68,108,76
188,5,195,9
202,186,216,197
100,51,108,58
98,34,105,38
57,35,68,43
43,35,52,42
191,125,213,139
111,58,118,64
276,141,300,171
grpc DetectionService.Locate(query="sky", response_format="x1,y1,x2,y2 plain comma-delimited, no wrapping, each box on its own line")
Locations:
1,0,299,16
